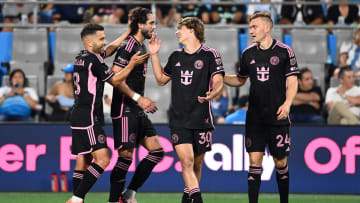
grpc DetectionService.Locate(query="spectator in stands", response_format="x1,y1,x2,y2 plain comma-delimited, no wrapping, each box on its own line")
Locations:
0,69,39,121
156,0,176,27
39,1,54,23
52,2,90,24
334,28,360,78
45,63,74,121
278,0,324,27
290,68,325,124
246,0,282,24
325,66,360,125
175,0,210,24
91,2,127,24
327,0,359,26
2,0,36,31
225,95,248,124
210,0,246,24
211,86,229,124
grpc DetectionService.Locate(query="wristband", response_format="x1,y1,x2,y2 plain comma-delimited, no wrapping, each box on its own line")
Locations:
132,93,140,102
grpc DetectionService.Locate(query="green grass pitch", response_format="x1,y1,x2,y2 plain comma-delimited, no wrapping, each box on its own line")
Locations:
0,192,359,203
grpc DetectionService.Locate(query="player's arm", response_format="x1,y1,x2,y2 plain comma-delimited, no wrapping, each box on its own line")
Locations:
277,75,298,120
45,82,60,104
148,33,171,86
105,28,131,57
198,73,224,103
111,64,157,113
107,51,149,87
224,74,247,87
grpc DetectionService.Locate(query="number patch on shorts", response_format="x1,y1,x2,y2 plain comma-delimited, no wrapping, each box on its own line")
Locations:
276,134,290,147
199,131,212,147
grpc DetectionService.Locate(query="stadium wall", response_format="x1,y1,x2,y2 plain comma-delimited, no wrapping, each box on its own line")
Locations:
0,124,359,193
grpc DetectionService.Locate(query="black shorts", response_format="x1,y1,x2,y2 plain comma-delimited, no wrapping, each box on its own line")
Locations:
71,125,108,155
245,124,290,159
170,128,212,154
112,114,157,149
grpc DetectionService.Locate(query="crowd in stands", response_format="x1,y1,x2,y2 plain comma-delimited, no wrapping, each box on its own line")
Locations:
0,0,359,125
0,0,358,30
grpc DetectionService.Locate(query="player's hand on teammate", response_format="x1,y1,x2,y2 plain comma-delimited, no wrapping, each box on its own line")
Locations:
148,33,161,55
198,91,212,103
138,96,158,113
129,51,149,66
276,102,291,120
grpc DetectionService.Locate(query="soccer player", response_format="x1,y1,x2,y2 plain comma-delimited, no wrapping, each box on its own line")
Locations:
224,12,299,203
108,7,164,203
67,23,149,203
148,17,225,203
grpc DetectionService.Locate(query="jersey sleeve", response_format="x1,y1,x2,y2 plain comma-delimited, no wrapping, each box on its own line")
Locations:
237,51,249,78
164,52,175,77
91,55,114,82
113,47,132,69
208,48,225,77
284,47,299,77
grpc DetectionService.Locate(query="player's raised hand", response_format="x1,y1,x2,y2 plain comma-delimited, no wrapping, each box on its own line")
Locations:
138,96,158,113
276,102,291,120
148,33,161,55
198,91,212,103
129,51,149,66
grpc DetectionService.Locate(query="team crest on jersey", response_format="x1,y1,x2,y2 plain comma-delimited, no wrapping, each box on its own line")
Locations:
129,133,136,143
257,67,270,82
181,70,193,85
270,56,279,66
194,60,204,70
290,58,297,66
98,134,106,144
171,134,179,144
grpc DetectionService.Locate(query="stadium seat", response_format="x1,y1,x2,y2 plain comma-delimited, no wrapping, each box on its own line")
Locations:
291,29,327,64
205,28,238,74
143,75,171,124
11,28,49,96
54,28,83,75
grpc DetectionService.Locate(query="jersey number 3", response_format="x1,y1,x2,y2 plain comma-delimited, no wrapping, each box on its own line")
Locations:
73,72,80,95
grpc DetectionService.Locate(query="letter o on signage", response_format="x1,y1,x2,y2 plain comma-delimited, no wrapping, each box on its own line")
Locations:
304,137,341,174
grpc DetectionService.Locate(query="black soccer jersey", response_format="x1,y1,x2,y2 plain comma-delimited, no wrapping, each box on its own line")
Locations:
164,44,225,129
71,50,114,128
111,36,148,119
238,39,299,125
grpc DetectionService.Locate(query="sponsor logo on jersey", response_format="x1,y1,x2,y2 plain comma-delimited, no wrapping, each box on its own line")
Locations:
181,70,193,85
290,58,297,66
250,59,256,64
175,62,181,67
256,67,270,82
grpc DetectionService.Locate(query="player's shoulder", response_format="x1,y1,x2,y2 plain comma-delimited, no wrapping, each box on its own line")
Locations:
119,36,140,53
242,43,258,56
271,40,295,57
200,44,221,58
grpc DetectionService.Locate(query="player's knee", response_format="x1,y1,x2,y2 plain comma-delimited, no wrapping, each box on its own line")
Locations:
181,156,194,169
148,148,164,163
274,157,287,168
96,156,110,169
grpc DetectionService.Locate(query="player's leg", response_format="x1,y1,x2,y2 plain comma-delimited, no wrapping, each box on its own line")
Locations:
175,143,200,202
124,117,164,201
193,153,205,183
269,126,291,203
245,124,267,203
108,117,135,203
73,154,92,193
68,126,110,203
108,148,134,203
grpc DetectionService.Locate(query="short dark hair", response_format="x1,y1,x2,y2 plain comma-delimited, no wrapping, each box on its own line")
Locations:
299,67,311,80
177,17,205,43
128,7,152,36
80,23,104,40
9,68,28,87
249,12,273,29
338,66,353,79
